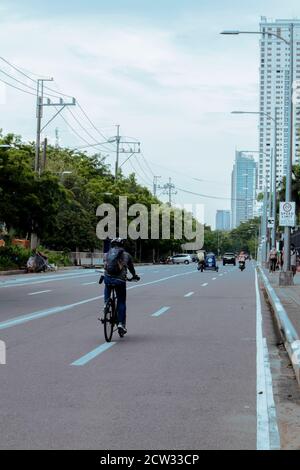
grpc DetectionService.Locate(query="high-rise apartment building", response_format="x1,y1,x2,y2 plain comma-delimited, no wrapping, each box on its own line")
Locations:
259,17,300,192
231,152,257,228
215,210,231,231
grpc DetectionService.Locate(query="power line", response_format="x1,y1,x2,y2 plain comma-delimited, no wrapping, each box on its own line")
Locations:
0,76,36,96
128,159,152,188
0,56,36,83
140,152,155,177
176,186,257,202
133,154,153,184
0,67,37,92
77,102,111,142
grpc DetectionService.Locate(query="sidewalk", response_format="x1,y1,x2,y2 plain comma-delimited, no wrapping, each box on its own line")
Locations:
264,269,300,341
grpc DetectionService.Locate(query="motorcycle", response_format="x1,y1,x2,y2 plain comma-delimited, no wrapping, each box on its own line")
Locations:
239,260,246,271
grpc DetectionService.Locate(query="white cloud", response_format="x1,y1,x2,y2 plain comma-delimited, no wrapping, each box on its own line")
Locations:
0,9,260,226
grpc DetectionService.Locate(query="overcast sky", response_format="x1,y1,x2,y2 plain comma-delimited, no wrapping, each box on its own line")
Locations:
1,0,300,226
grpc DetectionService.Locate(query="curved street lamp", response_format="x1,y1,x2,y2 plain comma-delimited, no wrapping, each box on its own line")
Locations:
222,26,294,282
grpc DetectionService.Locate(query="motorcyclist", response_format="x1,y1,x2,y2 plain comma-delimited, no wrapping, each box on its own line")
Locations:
197,250,206,272
238,251,246,270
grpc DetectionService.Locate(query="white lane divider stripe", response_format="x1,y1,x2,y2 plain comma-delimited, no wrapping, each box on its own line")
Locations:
201,283,208,287
28,290,52,296
82,282,97,286
71,342,116,366
184,292,194,298
0,269,196,331
152,306,170,317
255,270,280,450
212,277,217,281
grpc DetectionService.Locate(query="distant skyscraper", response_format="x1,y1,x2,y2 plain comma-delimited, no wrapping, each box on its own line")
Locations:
231,152,257,229
258,17,300,192
216,210,231,231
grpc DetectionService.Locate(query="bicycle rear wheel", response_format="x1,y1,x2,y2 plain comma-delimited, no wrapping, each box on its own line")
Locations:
103,299,115,342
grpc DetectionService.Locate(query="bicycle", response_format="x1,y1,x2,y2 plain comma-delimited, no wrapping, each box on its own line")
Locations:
99,276,139,342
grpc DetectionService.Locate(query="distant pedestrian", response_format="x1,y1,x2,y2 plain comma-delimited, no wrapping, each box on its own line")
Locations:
290,244,297,277
268,247,277,273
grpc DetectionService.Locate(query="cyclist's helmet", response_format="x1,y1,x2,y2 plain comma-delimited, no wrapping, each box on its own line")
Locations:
111,237,125,247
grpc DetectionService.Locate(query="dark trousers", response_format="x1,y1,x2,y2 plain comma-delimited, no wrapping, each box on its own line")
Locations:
270,258,277,272
104,276,127,325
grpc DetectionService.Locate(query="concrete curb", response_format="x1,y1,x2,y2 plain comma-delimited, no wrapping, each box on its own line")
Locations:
257,265,300,386
0,266,78,276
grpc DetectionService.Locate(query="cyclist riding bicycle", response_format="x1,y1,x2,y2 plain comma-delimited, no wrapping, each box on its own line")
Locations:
103,238,139,335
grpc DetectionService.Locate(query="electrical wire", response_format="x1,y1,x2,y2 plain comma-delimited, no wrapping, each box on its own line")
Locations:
140,152,155,177
176,186,257,202
77,102,111,142
0,67,37,92
128,159,152,188
0,56,36,83
0,76,36,96
133,154,153,184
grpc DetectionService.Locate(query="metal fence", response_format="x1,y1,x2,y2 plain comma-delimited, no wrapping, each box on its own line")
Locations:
70,251,104,267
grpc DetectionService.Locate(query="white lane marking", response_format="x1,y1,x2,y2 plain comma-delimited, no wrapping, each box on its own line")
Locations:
212,277,217,281
255,270,280,450
219,274,223,277
152,306,170,317
71,342,116,366
201,283,208,287
184,292,194,298
82,282,97,286
0,272,99,289
28,290,52,296
0,269,196,331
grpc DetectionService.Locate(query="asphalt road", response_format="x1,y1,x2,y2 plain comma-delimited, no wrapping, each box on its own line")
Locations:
0,262,275,449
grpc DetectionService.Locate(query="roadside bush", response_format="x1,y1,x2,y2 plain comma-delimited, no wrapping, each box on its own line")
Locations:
0,245,31,269
38,247,72,267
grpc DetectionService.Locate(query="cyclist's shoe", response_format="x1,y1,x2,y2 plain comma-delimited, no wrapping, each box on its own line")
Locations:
118,323,127,335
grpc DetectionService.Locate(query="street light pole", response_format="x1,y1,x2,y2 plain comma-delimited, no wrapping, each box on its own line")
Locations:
223,27,294,284
232,111,278,250
284,23,294,275
272,108,278,249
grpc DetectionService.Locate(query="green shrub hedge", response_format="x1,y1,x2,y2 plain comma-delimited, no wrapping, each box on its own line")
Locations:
0,245,31,269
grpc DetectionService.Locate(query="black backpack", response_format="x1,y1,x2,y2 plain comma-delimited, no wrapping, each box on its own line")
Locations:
105,247,125,275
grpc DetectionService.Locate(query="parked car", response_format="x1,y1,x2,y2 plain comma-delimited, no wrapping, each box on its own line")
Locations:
222,252,236,266
171,254,193,264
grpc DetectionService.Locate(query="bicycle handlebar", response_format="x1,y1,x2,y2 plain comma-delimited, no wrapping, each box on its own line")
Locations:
126,276,140,282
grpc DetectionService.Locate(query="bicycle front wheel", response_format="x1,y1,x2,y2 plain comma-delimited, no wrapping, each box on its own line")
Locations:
104,299,115,342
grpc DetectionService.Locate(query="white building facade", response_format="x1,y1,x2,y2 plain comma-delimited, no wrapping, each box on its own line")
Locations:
259,17,300,193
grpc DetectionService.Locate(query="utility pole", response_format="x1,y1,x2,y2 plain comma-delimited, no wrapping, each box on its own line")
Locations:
42,138,47,172
35,78,76,174
55,127,60,149
115,124,120,179
162,178,177,206
112,125,141,179
153,175,161,196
